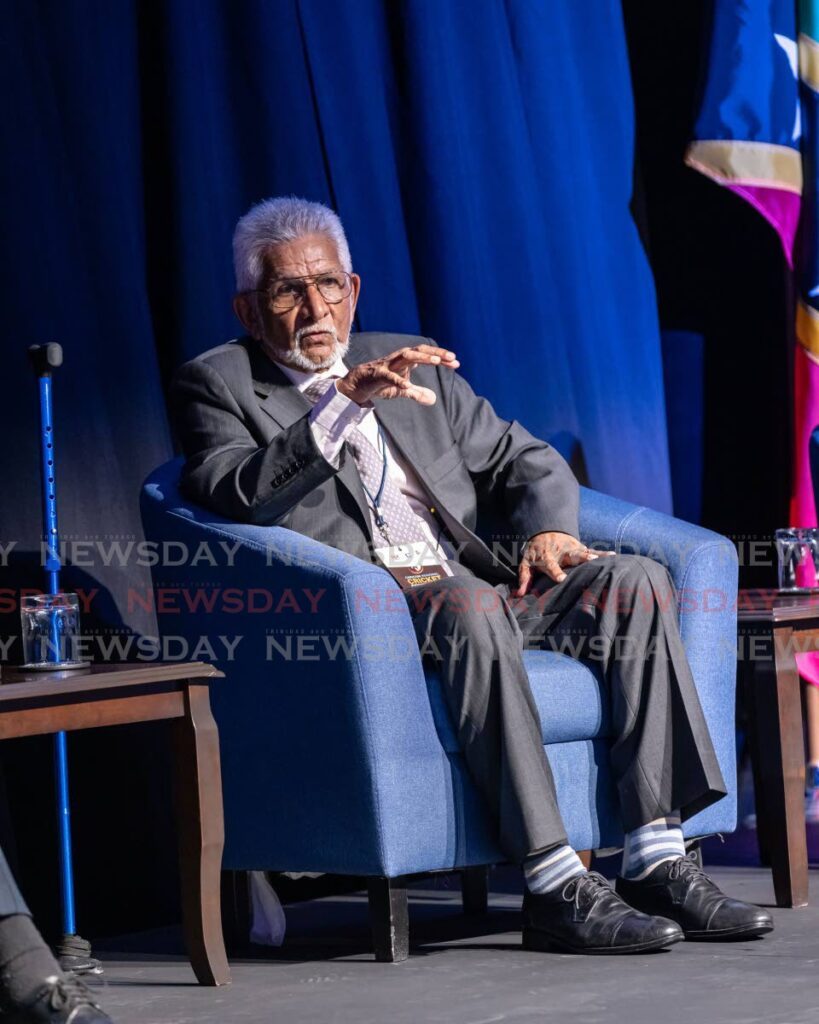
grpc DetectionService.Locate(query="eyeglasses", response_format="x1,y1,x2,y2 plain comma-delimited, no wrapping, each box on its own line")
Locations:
251,272,353,312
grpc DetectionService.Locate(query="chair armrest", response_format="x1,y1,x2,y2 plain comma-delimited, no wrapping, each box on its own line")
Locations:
141,475,454,875
579,486,738,837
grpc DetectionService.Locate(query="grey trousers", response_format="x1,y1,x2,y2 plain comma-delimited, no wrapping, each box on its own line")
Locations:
404,554,727,863
0,845,29,917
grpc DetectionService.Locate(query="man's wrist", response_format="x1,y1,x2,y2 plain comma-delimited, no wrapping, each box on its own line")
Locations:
526,530,578,545
335,377,373,408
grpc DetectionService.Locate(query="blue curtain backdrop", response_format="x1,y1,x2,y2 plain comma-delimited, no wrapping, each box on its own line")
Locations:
0,0,672,642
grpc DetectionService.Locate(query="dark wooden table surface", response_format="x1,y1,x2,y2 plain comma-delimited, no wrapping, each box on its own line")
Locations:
738,589,819,908
738,587,819,624
0,661,230,985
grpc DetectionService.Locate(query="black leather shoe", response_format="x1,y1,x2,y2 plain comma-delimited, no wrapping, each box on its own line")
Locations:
4,974,113,1024
522,871,684,954
616,852,774,941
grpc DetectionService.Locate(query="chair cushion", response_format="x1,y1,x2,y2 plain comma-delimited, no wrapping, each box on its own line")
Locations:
424,650,610,752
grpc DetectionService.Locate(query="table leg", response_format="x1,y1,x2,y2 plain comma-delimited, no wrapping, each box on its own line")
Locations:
742,657,772,865
758,626,810,907
173,683,231,985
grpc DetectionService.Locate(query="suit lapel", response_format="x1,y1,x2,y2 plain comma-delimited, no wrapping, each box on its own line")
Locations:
248,340,310,427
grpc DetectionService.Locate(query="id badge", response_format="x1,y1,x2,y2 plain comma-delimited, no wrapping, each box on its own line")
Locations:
373,541,454,590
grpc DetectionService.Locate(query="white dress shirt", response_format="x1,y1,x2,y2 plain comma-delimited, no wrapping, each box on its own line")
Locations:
270,354,457,561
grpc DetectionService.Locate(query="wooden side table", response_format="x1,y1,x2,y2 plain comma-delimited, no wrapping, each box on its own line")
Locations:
738,589,819,908
0,662,230,985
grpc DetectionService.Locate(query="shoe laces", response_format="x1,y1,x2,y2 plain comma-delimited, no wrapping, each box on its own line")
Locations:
561,871,612,915
45,974,100,1013
667,850,713,887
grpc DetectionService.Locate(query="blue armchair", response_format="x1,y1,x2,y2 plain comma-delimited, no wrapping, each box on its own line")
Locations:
140,457,738,960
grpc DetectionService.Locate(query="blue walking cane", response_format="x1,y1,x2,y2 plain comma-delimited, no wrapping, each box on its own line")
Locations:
27,344,102,975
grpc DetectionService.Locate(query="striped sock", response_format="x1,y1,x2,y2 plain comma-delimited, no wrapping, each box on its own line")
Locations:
523,844,587,895
621,813,686,881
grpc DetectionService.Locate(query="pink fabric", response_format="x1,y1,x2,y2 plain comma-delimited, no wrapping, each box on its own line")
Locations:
795,555,819,588
726,184,801,268
792,346,819,687
797,652,819,688
789,343,819,527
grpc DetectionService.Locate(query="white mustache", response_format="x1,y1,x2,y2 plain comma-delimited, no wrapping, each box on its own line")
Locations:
296,323,337,345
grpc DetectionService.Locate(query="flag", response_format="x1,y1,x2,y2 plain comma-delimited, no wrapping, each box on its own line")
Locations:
685,0,819,526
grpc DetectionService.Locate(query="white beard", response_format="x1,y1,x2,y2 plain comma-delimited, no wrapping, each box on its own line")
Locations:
265,324,349,372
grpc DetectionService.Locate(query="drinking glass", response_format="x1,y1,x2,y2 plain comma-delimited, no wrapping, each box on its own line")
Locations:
775,528,819,591
20,592,84,667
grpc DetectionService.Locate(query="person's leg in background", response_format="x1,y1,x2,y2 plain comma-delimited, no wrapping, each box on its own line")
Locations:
798,657,819,823
0,845,112,1023
806,683,819,820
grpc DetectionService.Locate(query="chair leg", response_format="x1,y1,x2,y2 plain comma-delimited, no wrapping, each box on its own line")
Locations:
461,866,488,915
367,877,409,963
220,870,251,952
687,840,703,870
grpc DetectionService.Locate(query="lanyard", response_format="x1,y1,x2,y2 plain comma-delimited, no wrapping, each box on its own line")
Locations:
359,422,390,532
358,420,446,551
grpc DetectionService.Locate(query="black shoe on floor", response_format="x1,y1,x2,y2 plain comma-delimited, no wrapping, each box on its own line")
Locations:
522,871,684,955
4,973,112,1024
616,852,774,941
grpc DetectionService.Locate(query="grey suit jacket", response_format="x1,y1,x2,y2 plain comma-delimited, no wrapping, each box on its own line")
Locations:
170,333,580,585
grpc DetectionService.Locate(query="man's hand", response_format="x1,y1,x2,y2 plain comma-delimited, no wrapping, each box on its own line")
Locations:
513,531,615,597
336,344,459,406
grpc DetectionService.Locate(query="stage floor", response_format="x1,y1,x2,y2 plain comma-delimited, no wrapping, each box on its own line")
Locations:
90,863,819,1024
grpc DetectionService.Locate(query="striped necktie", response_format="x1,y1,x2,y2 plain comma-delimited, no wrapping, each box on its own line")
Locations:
302,376,432,547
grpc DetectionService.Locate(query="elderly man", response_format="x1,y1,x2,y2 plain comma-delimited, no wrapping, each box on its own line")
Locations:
171,196,772,954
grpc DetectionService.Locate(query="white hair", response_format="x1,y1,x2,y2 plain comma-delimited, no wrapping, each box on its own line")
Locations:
232,196,353,291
